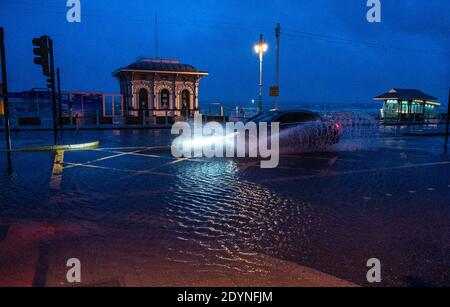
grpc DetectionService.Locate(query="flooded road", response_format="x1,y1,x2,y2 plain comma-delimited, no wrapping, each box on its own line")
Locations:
0,127,449,286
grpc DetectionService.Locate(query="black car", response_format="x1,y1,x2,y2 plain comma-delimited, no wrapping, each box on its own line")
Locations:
247,110,341,151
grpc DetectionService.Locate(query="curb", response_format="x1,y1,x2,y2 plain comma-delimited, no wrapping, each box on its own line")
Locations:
10,141,100,152
0,126,172,132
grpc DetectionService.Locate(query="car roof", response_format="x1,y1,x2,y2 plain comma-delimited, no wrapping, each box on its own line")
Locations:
248,109,323,123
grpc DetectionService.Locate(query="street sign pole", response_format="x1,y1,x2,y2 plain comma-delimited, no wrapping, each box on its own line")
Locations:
444,88,450,154
275,23,280,110
0,27,13,174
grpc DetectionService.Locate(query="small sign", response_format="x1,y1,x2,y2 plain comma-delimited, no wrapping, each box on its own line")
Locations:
270,86,279,97
0,100,4,116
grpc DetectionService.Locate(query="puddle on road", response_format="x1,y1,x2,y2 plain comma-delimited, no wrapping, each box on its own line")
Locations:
1,126,449,287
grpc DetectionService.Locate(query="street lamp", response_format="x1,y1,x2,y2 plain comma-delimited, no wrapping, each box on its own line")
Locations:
254,34,268,114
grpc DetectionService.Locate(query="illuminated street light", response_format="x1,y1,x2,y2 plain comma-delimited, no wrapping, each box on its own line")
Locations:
254,34,268,114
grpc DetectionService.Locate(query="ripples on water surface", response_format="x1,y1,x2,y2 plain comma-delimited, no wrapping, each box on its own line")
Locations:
0,122,449,286
166,160,317,274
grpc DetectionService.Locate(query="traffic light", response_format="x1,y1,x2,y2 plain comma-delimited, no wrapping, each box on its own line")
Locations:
31,34,58,145
32,36,50,77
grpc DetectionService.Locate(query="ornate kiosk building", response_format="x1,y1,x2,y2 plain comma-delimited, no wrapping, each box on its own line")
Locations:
113,58,208,122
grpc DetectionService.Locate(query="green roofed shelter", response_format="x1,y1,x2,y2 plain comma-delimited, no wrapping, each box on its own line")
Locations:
374,88,440,122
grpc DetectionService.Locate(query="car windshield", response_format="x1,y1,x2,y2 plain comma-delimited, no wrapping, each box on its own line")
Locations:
247,112,279,124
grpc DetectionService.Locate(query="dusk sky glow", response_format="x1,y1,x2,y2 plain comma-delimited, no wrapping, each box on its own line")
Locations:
0,0,449,105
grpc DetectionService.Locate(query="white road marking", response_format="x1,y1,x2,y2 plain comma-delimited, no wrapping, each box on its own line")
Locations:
257,161,450,183
283,155,358,162
64,149,149,169
93,149,160,158
63,162,177,177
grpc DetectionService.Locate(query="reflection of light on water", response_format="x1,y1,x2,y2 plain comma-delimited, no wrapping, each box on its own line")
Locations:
166,158,316,273
165,114,381,271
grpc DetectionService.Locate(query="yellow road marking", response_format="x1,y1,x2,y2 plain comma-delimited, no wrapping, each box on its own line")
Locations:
52,150,64,175
50,150,64,190
171,158,190,165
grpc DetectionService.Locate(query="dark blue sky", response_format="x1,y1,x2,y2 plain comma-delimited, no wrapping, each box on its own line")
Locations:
0,0,449,106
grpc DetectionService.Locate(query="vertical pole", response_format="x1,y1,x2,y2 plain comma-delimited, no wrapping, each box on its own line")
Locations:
275,23,280,110
121,94,124,116
57,67,63,131
102,95,106,117
110,96,116,118
48,38,58,145
258,34,263,114
444,89,450,154
0,27,13,174
155,12,159,58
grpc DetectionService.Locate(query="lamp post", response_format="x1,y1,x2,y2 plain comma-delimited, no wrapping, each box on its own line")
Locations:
254,34,268,114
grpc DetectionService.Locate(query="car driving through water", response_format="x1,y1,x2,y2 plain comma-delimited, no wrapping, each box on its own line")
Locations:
247,110,341,153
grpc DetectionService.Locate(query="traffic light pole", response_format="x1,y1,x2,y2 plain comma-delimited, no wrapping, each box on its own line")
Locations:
57,68,63,131
48,38,58,145
0,27,13,174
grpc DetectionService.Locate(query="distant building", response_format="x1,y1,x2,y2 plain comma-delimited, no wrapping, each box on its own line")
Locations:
8,88,53,117
9,89,105,115
112,58,208,119
69,92,103,115
374,88,441,122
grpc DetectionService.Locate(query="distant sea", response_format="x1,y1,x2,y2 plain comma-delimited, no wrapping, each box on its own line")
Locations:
200,100,447,118
200,101,384,117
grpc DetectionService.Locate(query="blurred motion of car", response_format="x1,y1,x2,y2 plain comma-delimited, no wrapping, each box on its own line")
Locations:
247,110,341,151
